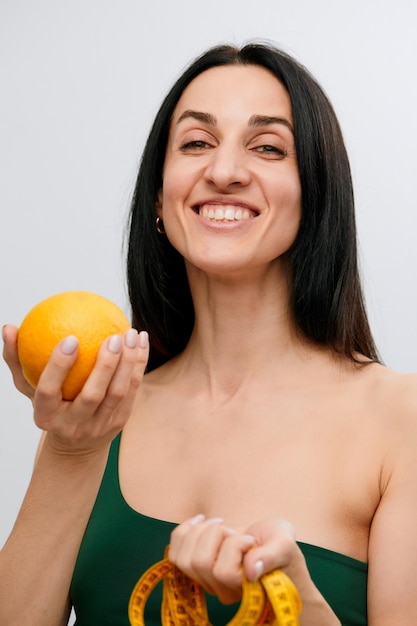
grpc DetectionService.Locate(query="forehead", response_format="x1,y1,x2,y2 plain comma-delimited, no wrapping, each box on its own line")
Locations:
172,64,293,123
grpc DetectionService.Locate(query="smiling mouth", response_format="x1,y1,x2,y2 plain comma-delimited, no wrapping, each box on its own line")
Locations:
195,204,258,222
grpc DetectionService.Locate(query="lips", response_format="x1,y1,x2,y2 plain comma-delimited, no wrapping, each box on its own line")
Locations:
195,202,258,222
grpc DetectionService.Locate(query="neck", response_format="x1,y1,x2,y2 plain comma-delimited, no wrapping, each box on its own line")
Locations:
174,264,309,399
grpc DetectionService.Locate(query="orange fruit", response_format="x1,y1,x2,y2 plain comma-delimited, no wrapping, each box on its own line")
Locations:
18,291,131,400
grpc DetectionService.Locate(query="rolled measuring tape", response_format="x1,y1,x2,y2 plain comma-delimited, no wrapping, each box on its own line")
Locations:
128,550,302,626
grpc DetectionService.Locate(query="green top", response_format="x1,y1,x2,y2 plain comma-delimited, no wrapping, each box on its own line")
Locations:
71,435,368,625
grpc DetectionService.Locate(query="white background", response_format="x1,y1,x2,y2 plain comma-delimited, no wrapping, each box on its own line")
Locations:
1,0,416,604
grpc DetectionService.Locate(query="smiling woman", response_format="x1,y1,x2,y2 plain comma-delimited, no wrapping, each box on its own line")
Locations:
2,42,417,626
157,64,301,284
128,45,376,372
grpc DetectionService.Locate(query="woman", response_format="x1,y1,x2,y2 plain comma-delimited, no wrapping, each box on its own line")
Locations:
2,43,417,625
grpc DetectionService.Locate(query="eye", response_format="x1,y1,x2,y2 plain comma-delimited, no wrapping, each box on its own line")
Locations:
180,140,211,151
252,144,287,158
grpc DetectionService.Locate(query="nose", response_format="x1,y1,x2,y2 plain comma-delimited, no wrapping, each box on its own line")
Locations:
204,143,251,189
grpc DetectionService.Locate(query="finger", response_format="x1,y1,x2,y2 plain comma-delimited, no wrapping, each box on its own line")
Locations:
169,516,236,595
100,330,149,409
169,513,206,558
169,514,229,558
80,328,149,416
2,324,35,398
242,519,298,582
70,333,126,412
33,336,80,422
169,514,213,566
170,516,224,586
88,329,149,428
210,533,257,604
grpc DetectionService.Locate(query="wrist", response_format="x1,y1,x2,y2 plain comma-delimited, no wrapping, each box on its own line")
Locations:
41,431,112,466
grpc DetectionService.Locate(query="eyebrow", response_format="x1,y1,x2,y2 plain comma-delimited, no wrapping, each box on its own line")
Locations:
176,110,216,126
176,110,294,134
248,114,294,134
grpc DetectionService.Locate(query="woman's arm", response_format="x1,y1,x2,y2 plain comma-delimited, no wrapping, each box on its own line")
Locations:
366,380,417,624
0,325,149,625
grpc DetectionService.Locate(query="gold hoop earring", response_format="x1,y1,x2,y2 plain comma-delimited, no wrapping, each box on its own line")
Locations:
156,216,165,235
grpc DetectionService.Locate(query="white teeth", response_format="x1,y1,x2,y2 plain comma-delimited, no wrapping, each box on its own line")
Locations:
199,205,254,222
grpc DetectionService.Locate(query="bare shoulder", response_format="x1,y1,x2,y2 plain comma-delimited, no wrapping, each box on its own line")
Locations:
359,363,417,476
364,362,417,417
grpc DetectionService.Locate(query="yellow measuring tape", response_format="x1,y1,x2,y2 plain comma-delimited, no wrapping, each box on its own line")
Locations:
128,551,302,626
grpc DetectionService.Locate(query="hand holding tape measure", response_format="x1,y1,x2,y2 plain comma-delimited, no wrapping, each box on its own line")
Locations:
128,550,302,626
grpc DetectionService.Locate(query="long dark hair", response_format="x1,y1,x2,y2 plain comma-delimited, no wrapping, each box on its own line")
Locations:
127,42,379,371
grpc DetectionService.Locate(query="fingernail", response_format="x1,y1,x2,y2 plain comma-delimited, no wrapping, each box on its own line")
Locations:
253,559,264,581
108,334,122,354
2,325,7,342
61,335,78,356
125,328,138,349
138,330,149,349
188,513,205,525
205,517,224,525
242,534,256,544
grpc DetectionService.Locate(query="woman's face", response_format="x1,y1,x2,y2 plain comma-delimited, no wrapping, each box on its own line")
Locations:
158,64,302,279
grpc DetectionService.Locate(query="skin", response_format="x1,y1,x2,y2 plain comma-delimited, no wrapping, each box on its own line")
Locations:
2,65,417,625
1,327,149,625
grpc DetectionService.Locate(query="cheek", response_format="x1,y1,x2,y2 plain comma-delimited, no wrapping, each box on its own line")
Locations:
158,168,192,246
269,175,302,242
161,150,206,216
269,171,302,216
160,174,177,213
160,163,190,217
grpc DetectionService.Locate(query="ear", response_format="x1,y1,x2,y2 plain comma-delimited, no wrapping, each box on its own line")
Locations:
155,189,163,217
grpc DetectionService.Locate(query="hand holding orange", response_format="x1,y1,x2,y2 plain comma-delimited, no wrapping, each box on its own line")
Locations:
17,291,131,400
